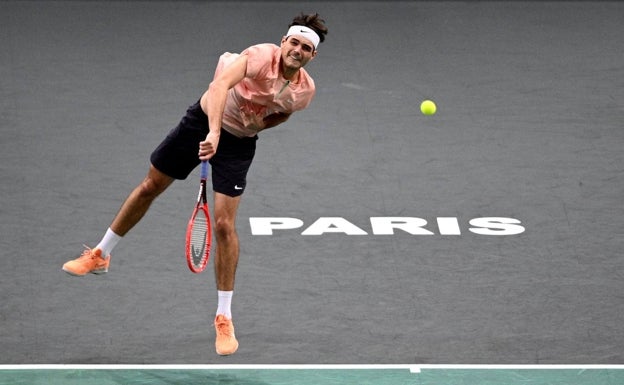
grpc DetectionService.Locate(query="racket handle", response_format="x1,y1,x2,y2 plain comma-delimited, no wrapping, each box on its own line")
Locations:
200,160,209,180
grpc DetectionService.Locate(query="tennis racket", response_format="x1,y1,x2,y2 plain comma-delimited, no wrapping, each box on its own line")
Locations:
185,160,212,273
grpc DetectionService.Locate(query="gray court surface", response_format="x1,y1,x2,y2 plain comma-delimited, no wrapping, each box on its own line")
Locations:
1,0,623,367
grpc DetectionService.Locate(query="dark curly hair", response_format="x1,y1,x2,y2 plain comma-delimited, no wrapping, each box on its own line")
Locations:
289,13,328,44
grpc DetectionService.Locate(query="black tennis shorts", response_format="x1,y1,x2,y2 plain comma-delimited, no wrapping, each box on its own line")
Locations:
150,100,258,197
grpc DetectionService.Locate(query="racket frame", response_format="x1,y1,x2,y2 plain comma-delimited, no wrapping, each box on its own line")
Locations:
185,161,212,273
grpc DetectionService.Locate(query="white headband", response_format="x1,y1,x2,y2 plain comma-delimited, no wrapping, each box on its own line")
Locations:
286,25,320,49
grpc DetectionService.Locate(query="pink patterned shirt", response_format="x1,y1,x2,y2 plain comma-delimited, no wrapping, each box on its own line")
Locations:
214,43,316,138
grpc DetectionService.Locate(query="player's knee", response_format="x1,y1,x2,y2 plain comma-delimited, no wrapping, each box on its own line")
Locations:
214,216,236,240
137,176,165,200
136,167,173,200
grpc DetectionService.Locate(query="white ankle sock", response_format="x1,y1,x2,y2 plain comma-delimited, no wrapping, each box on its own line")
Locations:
95,228,122,257
216,291,233,319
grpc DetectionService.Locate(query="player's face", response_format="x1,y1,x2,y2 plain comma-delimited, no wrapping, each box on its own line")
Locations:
280,36,316,74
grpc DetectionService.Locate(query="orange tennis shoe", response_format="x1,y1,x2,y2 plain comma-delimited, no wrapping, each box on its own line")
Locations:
62,246,110,276
214,315,239,355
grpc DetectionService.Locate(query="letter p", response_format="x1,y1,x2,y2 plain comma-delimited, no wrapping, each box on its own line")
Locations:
249,217,304,235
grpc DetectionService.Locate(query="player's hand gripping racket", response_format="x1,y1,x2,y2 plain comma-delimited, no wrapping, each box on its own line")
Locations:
185,160,212,273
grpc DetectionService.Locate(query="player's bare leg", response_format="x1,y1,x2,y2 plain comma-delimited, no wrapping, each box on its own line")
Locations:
213,192,241,291
63,164,174,276
212,191,241,355
110,164,174,236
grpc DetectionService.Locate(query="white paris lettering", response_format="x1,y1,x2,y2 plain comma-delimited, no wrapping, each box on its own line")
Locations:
249,217,525,236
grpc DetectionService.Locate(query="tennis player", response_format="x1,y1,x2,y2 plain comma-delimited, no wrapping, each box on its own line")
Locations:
62,13,328,356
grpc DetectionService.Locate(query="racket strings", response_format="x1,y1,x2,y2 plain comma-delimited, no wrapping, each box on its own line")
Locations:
190,215,209,266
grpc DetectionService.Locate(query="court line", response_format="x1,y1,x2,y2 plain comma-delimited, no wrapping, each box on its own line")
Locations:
1,364,624,373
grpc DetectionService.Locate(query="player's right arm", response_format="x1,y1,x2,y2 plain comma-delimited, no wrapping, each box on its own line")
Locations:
198,54,248,160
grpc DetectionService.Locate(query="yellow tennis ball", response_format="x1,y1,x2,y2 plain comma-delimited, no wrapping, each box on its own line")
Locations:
420,100,437,115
